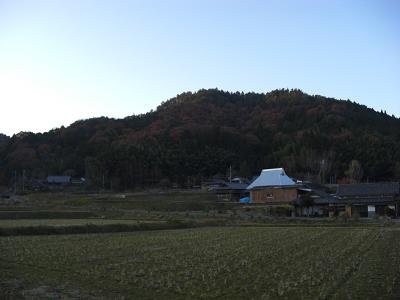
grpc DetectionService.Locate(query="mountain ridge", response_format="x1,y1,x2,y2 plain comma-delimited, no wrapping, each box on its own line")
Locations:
1,88,399,188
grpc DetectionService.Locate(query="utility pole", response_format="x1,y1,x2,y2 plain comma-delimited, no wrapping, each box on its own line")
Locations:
229,165,232,183
22,169,25,193
320,159,325,184
14,170,17,194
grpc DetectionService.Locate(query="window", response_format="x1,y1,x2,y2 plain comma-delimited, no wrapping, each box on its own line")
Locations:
266,193,274,199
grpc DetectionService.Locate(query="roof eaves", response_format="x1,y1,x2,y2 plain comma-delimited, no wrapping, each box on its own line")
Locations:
248,184,301,190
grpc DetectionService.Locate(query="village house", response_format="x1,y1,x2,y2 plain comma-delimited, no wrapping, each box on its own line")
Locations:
47,176,71,185
246,168,331,216
294,183,335,217
247,168,300,204
46,176,85,185
331,182,400,218
232,168,400,219
209,181,249,201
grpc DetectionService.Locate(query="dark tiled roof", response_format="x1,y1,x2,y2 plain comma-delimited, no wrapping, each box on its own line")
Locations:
211,182,249,191
47,176,71,183
336,182,399,197
250,185,300,190
333,197,396,205
297,183,337,204
312,197,337,205
304,183,332,198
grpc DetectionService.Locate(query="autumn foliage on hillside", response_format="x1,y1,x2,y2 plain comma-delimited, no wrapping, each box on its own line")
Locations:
0,89,399,189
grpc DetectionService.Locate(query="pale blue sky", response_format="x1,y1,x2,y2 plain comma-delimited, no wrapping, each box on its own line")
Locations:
0,0,399,135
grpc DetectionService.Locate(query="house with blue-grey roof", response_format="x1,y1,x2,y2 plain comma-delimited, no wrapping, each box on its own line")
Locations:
246,168,334,216
247,168,300,204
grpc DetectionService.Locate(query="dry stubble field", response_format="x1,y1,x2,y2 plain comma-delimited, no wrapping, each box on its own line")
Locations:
1,226,400,299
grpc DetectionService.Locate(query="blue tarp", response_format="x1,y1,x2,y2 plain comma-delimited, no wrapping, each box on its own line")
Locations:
239,197,251,203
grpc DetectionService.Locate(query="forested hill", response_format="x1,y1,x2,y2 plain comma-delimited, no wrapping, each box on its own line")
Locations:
0,133,9,142
1,89,399,188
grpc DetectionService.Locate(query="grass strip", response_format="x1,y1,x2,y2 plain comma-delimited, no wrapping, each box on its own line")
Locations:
0,222,195,236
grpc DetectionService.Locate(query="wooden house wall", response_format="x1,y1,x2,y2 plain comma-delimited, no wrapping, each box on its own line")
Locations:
250,188,298,204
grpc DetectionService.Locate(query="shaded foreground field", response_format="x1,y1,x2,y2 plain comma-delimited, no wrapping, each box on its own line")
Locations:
1,226,400,299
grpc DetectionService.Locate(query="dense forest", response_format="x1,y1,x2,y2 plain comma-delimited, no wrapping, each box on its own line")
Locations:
1,89,399,189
